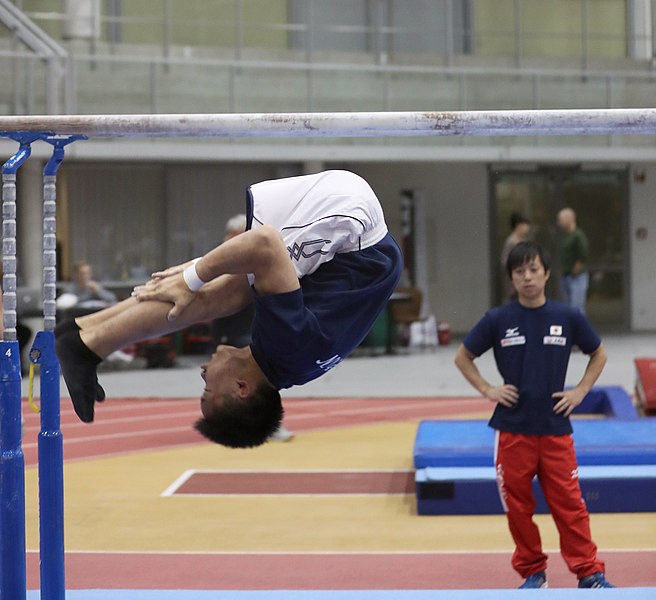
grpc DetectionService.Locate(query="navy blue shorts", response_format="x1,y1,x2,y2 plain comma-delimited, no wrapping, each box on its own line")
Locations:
250,233,403,389
300,232,403,342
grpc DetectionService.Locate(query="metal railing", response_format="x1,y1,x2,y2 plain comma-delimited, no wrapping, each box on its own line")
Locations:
0,0,72,113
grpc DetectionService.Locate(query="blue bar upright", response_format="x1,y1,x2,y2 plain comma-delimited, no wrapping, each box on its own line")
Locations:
0,136,39,600
32,331,65,600
0,340,27,600
37,136,83,600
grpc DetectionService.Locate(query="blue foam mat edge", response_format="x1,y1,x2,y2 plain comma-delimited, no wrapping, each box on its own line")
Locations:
26,589,656,599
413,419,656,468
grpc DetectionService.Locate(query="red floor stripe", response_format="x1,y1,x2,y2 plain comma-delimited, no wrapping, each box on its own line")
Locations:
22,396,488,466
26,550,656,590
174,470,415,495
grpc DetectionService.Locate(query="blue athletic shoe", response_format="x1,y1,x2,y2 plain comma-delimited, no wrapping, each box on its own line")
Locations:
578,572,615,588
519,571,547,589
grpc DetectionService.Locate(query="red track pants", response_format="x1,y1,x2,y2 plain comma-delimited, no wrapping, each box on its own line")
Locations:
494,430,605,579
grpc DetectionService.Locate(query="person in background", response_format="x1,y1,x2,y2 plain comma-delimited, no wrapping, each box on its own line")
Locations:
500,212,530,301
213,214,294,442
454,241,613,590
556,208,589,314
58,261,117,319
224,213,247,242
57,261,132,365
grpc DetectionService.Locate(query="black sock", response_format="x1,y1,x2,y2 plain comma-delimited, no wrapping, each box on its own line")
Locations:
55,319,106,403
54,318,80,338
55,329,103,423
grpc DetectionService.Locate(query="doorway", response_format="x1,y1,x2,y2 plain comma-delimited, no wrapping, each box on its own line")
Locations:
491,166,628,330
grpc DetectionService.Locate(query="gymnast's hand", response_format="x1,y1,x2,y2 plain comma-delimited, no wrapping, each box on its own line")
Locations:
132,273,195,322
148,260,194,282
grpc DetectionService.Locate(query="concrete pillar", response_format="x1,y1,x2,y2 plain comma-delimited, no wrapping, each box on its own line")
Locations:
628,0,653,60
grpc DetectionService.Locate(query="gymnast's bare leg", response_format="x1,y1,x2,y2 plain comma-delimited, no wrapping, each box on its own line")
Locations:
55,273,251,422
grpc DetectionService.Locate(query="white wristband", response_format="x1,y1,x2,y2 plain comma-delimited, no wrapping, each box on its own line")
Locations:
183,258,206,292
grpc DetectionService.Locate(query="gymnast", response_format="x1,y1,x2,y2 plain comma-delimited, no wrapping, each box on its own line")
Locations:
55,170,402,448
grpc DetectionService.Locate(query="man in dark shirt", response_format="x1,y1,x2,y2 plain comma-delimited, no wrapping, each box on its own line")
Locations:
454,241,613,590
557,208,589,314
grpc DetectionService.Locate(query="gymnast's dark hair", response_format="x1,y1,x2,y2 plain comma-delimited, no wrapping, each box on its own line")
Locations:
194,382,283,448
506,241,551,279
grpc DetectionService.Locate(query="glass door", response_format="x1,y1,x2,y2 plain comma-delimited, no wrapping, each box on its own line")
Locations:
491,167,628,330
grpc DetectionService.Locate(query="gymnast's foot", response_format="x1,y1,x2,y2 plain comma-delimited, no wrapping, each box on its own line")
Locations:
55,326,104,422
55,320,106,403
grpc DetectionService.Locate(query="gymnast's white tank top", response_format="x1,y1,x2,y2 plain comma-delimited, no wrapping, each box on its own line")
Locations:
246,170,388,278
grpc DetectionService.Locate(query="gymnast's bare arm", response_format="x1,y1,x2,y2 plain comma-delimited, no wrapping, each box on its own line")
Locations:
133,225,299,322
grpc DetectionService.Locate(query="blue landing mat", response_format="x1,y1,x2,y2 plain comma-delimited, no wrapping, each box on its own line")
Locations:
26,589,656,599
416,465,656,514
414,419,656,468
573,385,638,420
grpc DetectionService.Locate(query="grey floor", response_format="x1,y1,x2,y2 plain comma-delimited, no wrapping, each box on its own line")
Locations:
24,333,656,401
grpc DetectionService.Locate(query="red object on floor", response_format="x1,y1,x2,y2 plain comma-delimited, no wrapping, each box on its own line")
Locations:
135,336,176,368
635,358,656,415
438,320,451,345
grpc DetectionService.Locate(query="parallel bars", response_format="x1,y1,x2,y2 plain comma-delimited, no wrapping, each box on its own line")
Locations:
1,107,656,600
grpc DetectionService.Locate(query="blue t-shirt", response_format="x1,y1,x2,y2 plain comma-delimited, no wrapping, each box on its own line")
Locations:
250,233,402,389
463,299,601,435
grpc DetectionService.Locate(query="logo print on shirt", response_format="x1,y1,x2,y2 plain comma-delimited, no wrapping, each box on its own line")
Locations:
316,355,342,372
544,324,566,346
288,239,331,261
501,326,526,347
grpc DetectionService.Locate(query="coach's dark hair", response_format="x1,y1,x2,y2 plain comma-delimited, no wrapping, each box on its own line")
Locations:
194,382,283,448
506,241,551,279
